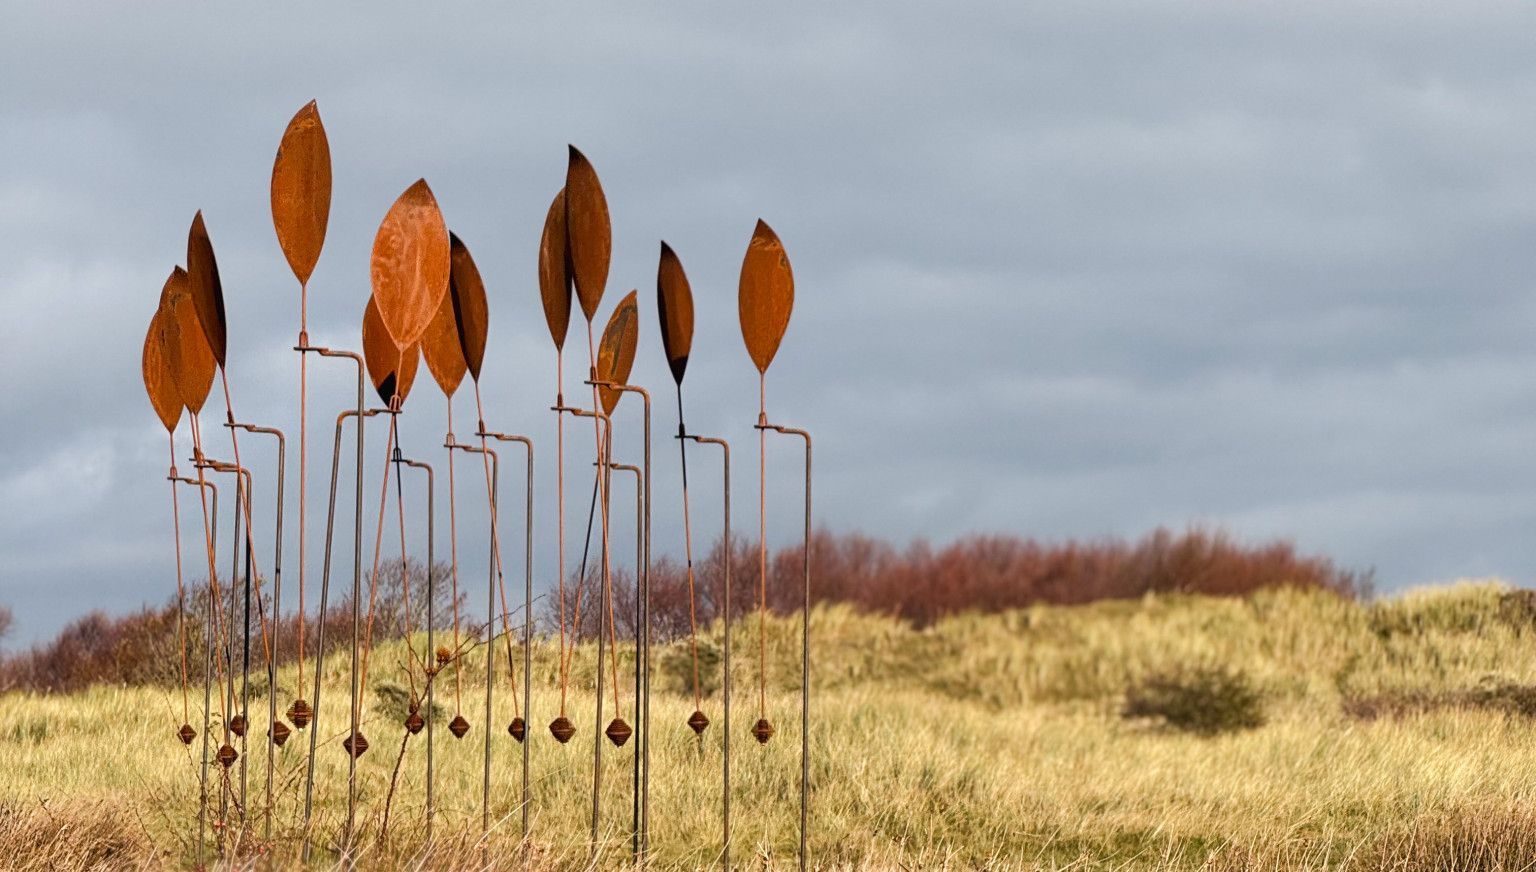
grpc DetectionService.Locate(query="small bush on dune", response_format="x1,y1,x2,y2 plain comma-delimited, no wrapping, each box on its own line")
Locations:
1122,666,1266,735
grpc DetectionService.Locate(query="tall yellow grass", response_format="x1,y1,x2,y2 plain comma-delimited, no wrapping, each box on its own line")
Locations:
7,581,1536,869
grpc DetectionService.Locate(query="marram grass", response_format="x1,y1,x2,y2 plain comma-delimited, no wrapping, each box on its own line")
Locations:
8,583,1536,869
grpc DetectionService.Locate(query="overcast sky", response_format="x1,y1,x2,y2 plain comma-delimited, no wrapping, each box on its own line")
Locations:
4,2,1536,647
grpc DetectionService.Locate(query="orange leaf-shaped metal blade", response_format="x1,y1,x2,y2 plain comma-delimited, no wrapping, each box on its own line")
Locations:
186,212,228,368
363,297,420,406
738,219,794,373
421,277,467,398
656,241,694,386
538,188,572,350
142,304,181,433
370,179,451,349
565,147,610,323
449,233,489,381
162,269,217,415
596,290,639,415
270,100,332,286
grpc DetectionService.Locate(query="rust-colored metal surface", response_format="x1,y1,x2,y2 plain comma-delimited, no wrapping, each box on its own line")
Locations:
370,179,451,349
286,699,312,729
421,282,468,398
751,717,774,744
549,715,575,744
449,233,489,380
565,147,610,322
687,709,709,735
142,305,182,432
162,271,217,415
508,717,527,742
656,241,694,385
738,219,795,373
343,731,369,758
596,290,639,415
539,188,573,349
270,100,332,286
405,711,425,735
363,298,420,406
605,717,633,748
186,212,228,368
449,714,470,739
177,723,197,745
271,720,292,747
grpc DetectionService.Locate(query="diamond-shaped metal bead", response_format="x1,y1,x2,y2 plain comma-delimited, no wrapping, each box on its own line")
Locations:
228,714,247,737
751,718,775,744
286,699,312,729
448,715,470,739
177,723,197,745
405,711,425,735
271,720,292,747
687,710,711,735
217,744,239,767
508,717,526,742
342,731,369,758
605,718,633,747
549,716,575,743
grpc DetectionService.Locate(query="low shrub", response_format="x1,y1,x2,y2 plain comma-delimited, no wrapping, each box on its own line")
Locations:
1122,666,1266,735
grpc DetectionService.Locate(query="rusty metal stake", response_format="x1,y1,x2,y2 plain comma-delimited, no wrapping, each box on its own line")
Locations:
394,452,435,841
446,437,497,836
685,433,731,870
172,472,216,869
755,420,812,871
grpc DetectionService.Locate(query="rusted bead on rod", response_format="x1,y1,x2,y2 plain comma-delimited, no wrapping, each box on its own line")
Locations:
405,711,425,735
177,723,197,745
271,720,292,747
687,710,710,735
549,716,575,744
217,744,239,767
605,718,633,747
508,717,526,742
751,718,775,744
448,714,470,739
286,698,312,729
343,731,369,758
228,714,248,737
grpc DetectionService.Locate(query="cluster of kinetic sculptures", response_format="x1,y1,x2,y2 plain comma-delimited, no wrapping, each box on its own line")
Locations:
140,101,813,869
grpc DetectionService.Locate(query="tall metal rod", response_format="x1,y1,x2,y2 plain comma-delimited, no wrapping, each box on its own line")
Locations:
567,406,614,854
686,434,731,870
173,473,216,869
232,422,285,842
445,438,497,837
591,379,651,859
756,422,812,871
479,428,535,840
295,345,365,863
397,454,435,842
201,457,252,825
607,460,641,855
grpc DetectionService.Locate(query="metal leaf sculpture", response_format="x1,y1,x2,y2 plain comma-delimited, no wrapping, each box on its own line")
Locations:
564,146,610,323
162,269,217,415
738,219,795,374
537,188,572,350
421,277,467,398
596,290,639,415
656,241,694,385
270,100,332,286
449,232,489,381
186,212,228,368
363,297,420,406
370,179,451,349
142,304,182,433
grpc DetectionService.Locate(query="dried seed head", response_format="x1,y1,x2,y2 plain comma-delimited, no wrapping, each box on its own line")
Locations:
751,718,775,744
605,718,633,747
448,715,470,739
549,716,576,744
287,699,313,729
271,720,292,747
343,731,369,758
178,724,197,745
508,717,527,742
687,710,711,735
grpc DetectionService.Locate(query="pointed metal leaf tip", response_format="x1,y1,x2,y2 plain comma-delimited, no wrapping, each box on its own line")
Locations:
185,211,228,369
271,99,332,286
448,232,489,381
421,233,470,398
596,290,639,414
564,146,611,322
656,240,694,386
738,218,795,374
363,297,419,406
162,267,217,416
370,178,451,349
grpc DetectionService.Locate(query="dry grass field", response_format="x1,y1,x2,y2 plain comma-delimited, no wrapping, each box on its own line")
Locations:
8,582,1536,870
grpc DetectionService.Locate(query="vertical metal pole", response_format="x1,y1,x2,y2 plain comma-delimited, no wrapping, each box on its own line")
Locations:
522,438,533,842
799,437,811,870
687,435,731,870
401,457,435,842
344,361,365,861
233,423,284,843
482,450,499,837
182,477,217,870
239,466,252,825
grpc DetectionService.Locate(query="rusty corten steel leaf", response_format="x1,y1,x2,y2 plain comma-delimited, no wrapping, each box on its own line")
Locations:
162,269,217,415
363,297,420,406
596,290,639,415
421,278,468,398
538,188,572,350
270,100,332,286
738,219,795,374
449,232,489,380
656,241,694,385
142,304,182,433
370,179,451,349
564,146,610,323
186,212,228,368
